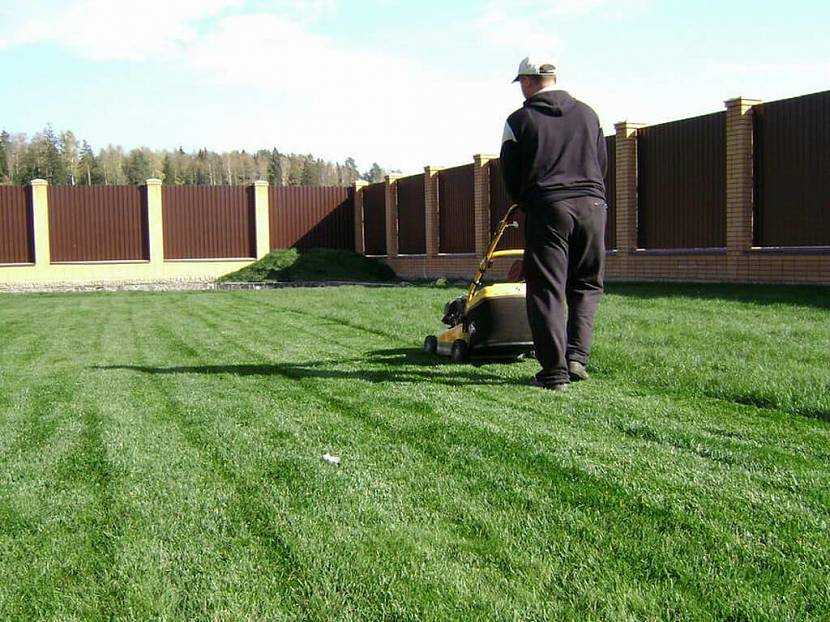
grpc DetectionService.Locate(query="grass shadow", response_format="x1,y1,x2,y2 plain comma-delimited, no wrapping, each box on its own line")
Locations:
93,349,525,388
605,282,830,310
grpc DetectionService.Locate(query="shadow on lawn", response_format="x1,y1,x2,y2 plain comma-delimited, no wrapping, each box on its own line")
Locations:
94,348,525,387
606,282,830,309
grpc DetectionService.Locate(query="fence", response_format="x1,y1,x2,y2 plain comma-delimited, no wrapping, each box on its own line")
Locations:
0,181,354,286
437,164,475,254
488,159,524,250
753,91,830,247
637,112,726,249
396,174,426,254
0,186,33,264
48,186,148,262
362,182,386,256
269,186,353,250
163,186,256,259
371,89,829,285
604,135,616,250
2,90,828,287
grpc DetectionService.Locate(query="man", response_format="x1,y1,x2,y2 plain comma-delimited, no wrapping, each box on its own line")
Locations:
500,57,608,391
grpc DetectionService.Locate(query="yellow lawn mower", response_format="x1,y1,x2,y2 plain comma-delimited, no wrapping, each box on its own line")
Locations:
423,204,534,363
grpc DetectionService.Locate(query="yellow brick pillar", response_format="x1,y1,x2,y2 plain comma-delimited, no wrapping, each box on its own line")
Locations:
424,165,442,258
145,178,164,268
473,154,496,258
614,122,646,259
384,174,400,258
30,179,50,267
354,180,368,254
724,97,761,258
253,180,270,259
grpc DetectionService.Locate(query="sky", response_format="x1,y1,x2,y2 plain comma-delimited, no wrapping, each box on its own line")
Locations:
0,0,828,174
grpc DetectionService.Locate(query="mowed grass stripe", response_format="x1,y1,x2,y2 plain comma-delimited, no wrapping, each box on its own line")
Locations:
0,296,127,618
126,294,321,618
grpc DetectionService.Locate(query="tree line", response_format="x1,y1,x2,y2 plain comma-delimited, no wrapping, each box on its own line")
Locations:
0,126,390,187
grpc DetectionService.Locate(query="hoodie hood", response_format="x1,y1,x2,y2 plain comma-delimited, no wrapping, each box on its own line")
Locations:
524,90,576,117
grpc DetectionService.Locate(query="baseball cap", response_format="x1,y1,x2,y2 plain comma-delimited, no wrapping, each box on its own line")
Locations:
512,57,557,82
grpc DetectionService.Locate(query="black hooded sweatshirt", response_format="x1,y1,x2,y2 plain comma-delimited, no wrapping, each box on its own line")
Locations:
500,90,607,205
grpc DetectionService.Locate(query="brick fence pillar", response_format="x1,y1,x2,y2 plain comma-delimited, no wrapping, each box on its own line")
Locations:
614,121,646,261
384,174,400,258
473,154,496,257
724,97,761,260
30,179,50,267
353,179,368,254
424,166,442,257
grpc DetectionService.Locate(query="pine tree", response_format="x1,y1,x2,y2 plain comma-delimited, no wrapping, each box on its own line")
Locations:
0,131,9,183
124,148,153,185
267,148,283,186
287,157,303,186
60,130,80,185
79,140,100,185
301,156,324,186
343,157,360,186
362,162,385,183
161,153,179,185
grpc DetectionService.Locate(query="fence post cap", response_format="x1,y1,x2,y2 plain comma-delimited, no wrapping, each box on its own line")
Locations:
724,97,762,108
30,178,49,187
614,121,647,132
145,178,162,186
253,180,269,187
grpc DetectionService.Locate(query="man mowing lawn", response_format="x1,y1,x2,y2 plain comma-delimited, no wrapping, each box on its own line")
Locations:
501,57,608,391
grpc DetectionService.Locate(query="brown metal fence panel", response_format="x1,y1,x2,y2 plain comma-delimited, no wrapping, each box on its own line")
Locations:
438,164,475,254
48,186,148,262
363,182,386,255
162,186,255,259
0,186,34,264
604,135,616,249
269,186,354,250
753,91,830,247
637,111,726,249
488,159,525,250
396,174,426,254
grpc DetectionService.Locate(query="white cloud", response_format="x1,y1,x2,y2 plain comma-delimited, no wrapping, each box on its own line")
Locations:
0,0,243,60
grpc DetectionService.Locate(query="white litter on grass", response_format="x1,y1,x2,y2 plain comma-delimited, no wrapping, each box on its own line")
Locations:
321,453,341,466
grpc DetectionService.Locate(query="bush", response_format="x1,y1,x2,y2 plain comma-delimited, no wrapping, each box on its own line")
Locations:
218,248,398,283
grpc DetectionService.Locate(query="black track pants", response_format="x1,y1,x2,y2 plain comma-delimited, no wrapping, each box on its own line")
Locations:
523,196,606,385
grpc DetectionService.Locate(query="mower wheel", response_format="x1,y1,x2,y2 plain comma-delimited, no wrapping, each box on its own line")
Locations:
423,335,438,354
450,340,469,363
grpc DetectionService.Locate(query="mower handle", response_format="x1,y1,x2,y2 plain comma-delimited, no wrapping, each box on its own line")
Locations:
466,204,521,302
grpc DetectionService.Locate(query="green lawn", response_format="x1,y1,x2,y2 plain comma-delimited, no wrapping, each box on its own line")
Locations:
0,284,828,621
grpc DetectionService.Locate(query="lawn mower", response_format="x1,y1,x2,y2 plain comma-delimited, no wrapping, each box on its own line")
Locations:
423,204,533,363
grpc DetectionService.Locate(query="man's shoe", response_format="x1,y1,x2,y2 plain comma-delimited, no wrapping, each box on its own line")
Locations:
530,378,569,392
568,360,589,382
